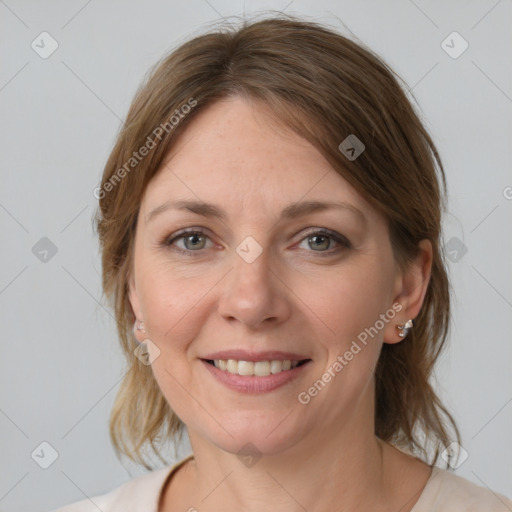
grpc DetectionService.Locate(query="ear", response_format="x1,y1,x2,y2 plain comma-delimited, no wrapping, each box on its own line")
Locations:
128,272,145,343
384,239,433,344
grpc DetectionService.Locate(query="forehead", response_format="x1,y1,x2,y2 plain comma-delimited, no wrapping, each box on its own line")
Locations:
142,96,376,221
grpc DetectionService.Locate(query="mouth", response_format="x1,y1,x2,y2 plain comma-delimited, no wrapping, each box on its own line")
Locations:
202,358,311,377
201,357,312,393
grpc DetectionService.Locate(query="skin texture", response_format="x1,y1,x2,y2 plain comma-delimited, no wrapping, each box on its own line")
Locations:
129,96,433,511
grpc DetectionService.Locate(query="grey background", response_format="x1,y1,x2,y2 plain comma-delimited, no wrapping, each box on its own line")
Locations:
1,1,511,511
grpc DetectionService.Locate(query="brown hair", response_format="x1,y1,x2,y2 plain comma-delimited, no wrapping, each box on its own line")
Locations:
95,14,461,471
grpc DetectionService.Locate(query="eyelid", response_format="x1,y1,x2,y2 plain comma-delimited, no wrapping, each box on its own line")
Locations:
299,227,350,245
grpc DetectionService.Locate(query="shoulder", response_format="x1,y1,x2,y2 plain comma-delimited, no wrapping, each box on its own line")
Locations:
47,456,193,512
414,466,512,512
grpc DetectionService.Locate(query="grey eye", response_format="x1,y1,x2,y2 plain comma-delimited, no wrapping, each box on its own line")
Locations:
180,232,208,251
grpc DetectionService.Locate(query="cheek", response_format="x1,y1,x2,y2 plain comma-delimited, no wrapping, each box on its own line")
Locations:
136,262,214,352
135,267,209,419
303,264,392,410
309,261,392,349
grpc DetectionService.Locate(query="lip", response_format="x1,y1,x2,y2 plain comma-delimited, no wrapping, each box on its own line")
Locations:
201,359,311,394
201,349,310,362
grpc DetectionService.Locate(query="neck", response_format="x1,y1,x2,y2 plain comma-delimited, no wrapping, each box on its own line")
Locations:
183,403,390,511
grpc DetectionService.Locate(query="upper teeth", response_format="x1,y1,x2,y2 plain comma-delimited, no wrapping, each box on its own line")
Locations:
213,359,299,376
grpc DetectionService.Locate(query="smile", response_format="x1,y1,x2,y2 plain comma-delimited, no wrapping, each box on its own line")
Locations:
207,359,308,376
201,357,312,393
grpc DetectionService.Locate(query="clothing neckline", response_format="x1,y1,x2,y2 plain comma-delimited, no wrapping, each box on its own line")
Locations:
156,454,194,511
409,465,442,511
156,455,441,511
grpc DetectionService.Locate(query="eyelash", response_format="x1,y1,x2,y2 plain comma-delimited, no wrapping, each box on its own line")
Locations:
161,228,351,257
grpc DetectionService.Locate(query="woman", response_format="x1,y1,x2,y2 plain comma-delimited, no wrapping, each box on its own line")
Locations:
52,15,511,512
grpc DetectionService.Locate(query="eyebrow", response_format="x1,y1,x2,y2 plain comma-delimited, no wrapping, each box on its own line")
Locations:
146,199,366,224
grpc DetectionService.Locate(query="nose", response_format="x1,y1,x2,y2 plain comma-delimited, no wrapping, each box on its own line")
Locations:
217,246,291,331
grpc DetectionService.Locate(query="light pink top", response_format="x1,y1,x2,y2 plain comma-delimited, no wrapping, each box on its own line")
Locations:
50,454,512,511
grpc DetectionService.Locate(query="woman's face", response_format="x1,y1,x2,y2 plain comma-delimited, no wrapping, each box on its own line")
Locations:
129,96,426,456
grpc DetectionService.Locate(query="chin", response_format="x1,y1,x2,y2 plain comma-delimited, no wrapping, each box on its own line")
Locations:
192,410,309,458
